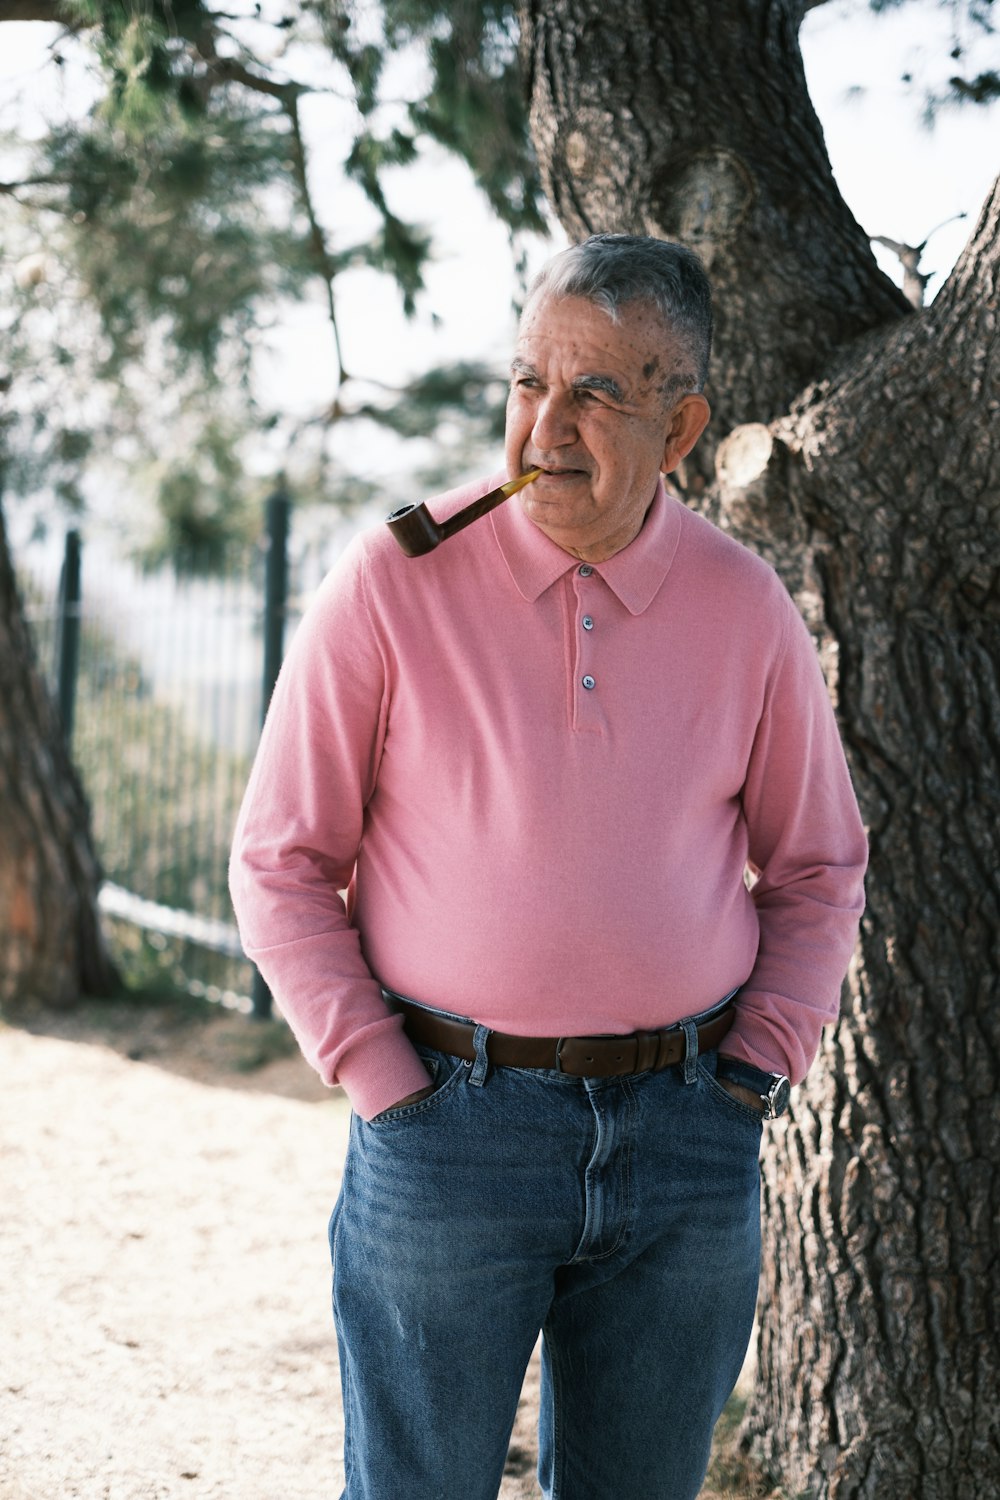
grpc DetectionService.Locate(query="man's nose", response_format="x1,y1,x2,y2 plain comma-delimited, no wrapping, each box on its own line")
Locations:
531,391,577,448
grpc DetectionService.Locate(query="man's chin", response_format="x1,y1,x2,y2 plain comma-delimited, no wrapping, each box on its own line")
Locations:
519,489,597,543
522,487,590,519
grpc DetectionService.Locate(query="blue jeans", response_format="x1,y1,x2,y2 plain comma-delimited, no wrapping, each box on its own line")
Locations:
329,1023,762,1500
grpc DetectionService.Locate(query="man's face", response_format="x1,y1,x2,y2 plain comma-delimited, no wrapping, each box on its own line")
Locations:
504,293,710,562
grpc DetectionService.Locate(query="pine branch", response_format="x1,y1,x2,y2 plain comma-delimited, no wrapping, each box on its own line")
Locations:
284,90,348,395
0,174,73,200
870,212,970,308
203,55,306,103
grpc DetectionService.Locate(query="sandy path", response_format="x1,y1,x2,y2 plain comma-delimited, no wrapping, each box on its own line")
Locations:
0,1016,542,1500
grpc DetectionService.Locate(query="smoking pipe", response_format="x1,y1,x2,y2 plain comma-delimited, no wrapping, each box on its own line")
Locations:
386,469,542,557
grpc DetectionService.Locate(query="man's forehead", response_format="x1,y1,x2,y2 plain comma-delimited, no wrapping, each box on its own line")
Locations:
514,295,672,370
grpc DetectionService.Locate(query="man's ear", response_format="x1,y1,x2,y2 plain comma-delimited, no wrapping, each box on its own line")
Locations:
661,394,711,474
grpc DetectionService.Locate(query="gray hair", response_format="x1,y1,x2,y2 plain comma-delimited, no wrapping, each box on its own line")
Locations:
525,234,713,398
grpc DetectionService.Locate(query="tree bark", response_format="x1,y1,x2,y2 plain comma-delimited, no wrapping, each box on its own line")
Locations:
0,500,117,1008
746,181,1000,1498
519,1,1000,1494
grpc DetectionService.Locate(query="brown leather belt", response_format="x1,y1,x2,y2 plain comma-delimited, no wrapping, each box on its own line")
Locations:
384,991,736,1079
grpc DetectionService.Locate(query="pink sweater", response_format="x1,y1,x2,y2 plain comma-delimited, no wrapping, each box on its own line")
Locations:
230,475,867,1119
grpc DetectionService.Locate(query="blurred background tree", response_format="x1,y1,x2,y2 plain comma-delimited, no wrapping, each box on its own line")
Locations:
0,0,549,554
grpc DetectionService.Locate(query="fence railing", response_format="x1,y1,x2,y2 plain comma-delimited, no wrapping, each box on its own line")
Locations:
19,492,322,1015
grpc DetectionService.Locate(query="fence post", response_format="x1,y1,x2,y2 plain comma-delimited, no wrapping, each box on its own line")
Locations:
261,489,290,719
56,529,82,743
251,489,291,1020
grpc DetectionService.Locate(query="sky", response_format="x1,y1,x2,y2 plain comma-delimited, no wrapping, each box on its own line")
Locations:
802,0,996,289
1,0,998,503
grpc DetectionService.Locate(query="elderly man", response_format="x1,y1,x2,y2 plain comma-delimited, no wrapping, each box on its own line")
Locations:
230,234,867,1500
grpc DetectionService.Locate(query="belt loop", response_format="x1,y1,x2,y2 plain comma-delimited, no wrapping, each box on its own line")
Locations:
681,1018,699,1085
468,1024,492,1087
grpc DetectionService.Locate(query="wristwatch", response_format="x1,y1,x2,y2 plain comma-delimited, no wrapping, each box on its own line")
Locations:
716,1057,792,1119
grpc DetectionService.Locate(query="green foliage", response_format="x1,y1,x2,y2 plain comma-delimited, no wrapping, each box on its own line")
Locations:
76,641,248,912
103,919,254,1007
1,45,305,554
346,126,420,204
312,2,385,117
65,604,256,996
943,67,1000,105
137,418,262,572
0,229,108,515
0,0,549,568
41,105,303,374
385,0,546,233
373,213,432,315
345,126,430,309
357,360,506,441
866,0,999,118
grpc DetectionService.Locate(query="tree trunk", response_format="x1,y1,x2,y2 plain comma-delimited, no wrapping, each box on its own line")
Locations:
0,499,117,1008
518,2,1000,1494
747,181,1000,1497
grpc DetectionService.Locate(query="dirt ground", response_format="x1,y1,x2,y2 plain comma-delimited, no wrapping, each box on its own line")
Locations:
0,996,765,1500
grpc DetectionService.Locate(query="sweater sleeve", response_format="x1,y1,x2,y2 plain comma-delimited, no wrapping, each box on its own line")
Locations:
722,590,868,1084
228,537,433,1120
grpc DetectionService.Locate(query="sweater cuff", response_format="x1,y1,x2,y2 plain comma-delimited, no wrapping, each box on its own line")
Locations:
335,1025,436,1121
721,1009,812,1087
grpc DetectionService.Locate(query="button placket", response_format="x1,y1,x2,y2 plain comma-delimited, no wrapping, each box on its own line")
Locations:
581,603,596,690
572,566,602,725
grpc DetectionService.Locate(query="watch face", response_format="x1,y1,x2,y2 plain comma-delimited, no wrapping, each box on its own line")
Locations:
767,1076,792,1117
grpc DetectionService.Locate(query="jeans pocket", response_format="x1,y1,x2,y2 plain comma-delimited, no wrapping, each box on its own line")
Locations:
696,1061,765,1129
367,1049,467,1127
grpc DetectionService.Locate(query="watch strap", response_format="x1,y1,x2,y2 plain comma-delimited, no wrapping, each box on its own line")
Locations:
716,1056,791,1117
715,1057,776,1093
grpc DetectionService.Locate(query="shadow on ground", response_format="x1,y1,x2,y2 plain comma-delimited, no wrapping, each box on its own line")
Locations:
3,990,331,1101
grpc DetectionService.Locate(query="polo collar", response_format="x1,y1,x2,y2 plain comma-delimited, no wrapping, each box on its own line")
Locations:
491,477,682,616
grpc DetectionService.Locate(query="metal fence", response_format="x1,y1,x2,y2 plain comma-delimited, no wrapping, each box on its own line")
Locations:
17,493,352,1014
